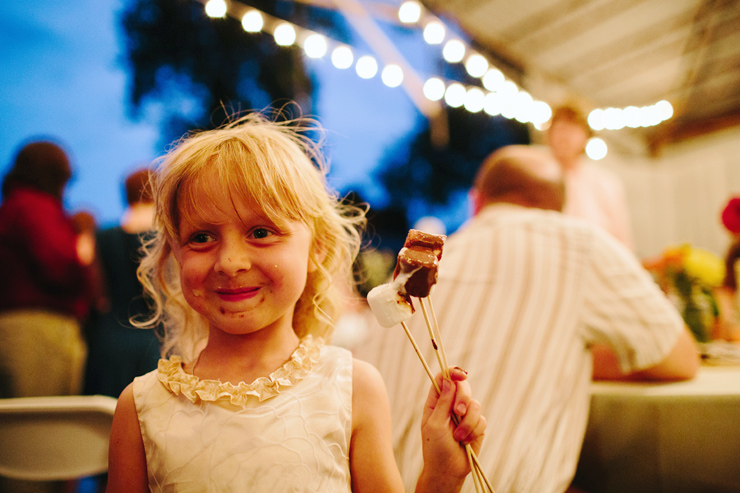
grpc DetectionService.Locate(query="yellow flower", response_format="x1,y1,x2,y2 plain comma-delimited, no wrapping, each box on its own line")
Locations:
683,245,725,287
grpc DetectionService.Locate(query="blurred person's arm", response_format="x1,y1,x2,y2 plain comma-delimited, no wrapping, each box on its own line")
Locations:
583,228,700,382
714,287,740,341
592,327,699,381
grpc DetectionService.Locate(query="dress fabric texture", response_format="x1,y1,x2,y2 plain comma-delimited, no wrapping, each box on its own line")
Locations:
356,204,684,493
83,226,161,398
133,337,353,492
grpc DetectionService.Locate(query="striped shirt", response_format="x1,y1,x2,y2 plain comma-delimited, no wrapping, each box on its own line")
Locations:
356,204,683,493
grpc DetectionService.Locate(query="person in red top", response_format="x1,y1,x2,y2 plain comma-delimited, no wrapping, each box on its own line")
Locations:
0,139,88,400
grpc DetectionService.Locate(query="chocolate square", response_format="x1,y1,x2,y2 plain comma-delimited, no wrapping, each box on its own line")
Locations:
394,247,439,297
404,229,446,260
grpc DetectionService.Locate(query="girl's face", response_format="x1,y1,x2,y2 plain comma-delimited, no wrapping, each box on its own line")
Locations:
172,182,316,337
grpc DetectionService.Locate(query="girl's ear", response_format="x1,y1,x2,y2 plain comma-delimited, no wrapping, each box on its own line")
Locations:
308,238,327,273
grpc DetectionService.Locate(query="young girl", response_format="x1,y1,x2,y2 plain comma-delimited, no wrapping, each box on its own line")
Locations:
106,112,486,493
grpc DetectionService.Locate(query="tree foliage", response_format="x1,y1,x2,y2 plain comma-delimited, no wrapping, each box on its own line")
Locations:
119,0,531,251
119,0,337,144
372,106,530,246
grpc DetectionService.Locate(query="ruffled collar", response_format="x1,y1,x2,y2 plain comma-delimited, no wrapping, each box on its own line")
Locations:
157,335,324,407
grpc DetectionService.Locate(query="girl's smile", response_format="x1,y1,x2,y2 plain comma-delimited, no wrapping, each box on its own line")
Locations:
215,286,260,303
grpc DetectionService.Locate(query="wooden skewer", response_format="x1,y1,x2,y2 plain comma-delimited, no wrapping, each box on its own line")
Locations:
472,452,495,492
416,296,495,493
399,320,488,492
418,299,449,379
425,296,450,371
400,321,440,394
466,445,483,493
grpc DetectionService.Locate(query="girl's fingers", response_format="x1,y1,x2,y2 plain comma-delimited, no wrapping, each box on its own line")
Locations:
453,399,486,445
422,373,450,426
448,367,472,418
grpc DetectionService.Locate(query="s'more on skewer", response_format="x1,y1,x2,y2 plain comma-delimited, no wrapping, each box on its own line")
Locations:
366,229,445,326
366,229,446,381
366,229,493,492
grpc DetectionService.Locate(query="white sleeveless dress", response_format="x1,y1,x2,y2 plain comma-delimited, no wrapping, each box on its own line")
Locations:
132,336,353,492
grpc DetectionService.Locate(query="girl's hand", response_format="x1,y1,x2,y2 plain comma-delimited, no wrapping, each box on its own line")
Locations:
416,367,487,492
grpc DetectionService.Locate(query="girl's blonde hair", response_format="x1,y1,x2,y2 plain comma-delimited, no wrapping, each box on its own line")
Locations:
136,111,366,360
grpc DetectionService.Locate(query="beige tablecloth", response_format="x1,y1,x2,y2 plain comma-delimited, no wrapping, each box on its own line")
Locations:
573,365,740,493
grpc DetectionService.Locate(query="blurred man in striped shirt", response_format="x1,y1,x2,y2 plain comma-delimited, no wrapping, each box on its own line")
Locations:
357,145,699,493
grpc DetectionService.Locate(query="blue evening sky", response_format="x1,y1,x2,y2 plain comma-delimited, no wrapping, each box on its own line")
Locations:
1,0,435,228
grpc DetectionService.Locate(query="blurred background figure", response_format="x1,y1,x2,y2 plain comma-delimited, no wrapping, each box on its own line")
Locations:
82,168,162,399
714,196,740,341
357,145,698,492
0,140,88,399
0,139,90,493
546,104,634,250
70,209,107,340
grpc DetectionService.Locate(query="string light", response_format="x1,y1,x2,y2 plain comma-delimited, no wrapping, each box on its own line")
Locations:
381,64,404,88
444,83,466,108
355,55,378,79
331,46,354,69
484,92,504,116
398,1,422,24
586,137,608,160
423,21,445,44
241,10,263,32
482,69,505,91
464,87,485,113
465,54,489,78
200,0,669,142
205,0,227,18
423,78,446,101
273,23,296,46
442,40,465,63
588,100,673,130
303,33,327,59
514,91,534,124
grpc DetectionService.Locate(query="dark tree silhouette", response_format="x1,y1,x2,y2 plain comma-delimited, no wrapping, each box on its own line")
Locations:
372,106,530,246
118,0,530,254
119,0,348,145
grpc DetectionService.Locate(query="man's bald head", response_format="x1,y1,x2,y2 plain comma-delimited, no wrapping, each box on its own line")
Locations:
472,145,565,213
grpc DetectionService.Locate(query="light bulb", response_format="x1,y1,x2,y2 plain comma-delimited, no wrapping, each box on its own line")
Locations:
303,34,327,59
241,10,263,32
356,55,378,79
398,1,421,23
423,78,446,101
332,46,354,69
274,23,296,46
205,0,227,18
381,65,404,88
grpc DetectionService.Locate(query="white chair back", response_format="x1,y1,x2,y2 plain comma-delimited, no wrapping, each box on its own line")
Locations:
0,395,117,481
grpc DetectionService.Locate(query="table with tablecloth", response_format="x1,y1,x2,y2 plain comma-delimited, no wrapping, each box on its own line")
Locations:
573,363,740,493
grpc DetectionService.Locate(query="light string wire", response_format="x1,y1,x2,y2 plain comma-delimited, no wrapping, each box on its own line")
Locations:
201,0,674,132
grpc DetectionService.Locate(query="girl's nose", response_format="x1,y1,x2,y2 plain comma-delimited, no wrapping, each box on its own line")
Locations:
214,239,251,277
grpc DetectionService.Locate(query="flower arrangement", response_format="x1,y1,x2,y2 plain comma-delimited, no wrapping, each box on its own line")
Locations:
644,244,725,342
